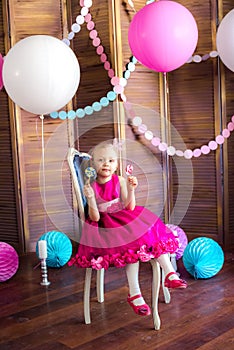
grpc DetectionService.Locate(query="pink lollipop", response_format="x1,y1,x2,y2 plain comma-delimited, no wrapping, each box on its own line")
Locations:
125,164,133,176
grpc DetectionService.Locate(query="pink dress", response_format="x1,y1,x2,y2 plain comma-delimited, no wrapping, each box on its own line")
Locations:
69,174,178,270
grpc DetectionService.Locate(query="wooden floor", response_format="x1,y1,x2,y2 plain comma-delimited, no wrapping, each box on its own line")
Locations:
0,250,233,350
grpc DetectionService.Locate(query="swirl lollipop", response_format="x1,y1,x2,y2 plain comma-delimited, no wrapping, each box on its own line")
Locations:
85,166,97,183
125,164,133,176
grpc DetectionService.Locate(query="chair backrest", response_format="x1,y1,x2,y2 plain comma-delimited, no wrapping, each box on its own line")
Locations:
67,147,91,224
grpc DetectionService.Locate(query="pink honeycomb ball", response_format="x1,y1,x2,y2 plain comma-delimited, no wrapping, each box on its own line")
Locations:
0,242,19,282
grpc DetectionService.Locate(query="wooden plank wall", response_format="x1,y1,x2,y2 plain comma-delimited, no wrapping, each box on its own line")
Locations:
119,0,234,246
119,1,165,215
223,0,234,247
0,0,79,252
0,0,23,251
71,0,165,215
0,0,233,252
169,1,220,241
69,0,115,152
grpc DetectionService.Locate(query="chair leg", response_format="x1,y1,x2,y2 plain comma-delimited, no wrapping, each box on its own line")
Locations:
159,253,171,304
96,268,105,303
161,269,171,304
170,253,177,273
150,259,161,330
84,268,92,324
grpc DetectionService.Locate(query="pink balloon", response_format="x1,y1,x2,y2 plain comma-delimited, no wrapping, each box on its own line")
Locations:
128,1,198,73
0,53,4,90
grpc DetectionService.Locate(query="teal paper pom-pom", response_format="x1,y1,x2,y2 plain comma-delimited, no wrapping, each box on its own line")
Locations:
36,231,72,268
183,237,224,279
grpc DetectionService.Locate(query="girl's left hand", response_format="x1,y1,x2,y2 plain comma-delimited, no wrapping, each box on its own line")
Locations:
127,176,138,191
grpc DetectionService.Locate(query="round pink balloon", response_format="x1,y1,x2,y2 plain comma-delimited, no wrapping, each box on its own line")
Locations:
128,1,198,73
0,53,4,90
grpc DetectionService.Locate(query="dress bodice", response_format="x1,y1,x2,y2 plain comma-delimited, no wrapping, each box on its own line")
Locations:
92,174,120,204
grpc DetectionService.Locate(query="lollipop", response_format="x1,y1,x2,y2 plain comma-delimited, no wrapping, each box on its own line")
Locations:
125,164,133,176
85,166,96,183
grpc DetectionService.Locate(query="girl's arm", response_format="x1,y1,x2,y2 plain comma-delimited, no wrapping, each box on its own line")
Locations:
119,175,138,210
83,184,100,221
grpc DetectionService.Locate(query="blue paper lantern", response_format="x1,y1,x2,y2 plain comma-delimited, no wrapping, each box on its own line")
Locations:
183,237,224,279
36,231,72,268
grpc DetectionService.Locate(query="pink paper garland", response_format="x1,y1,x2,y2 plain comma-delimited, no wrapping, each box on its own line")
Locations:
130,111,234,159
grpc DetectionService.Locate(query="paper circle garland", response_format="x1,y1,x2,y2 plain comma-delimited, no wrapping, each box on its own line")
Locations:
3,35,80,115
128,0,198,73
182,237,224,279
0,242,19,282
166,224,188,260
36,231,72,268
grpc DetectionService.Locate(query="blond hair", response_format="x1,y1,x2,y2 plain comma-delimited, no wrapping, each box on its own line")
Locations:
90,140,119,159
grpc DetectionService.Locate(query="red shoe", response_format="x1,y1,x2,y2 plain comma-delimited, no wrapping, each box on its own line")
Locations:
127,294,151,316
164,272,187,289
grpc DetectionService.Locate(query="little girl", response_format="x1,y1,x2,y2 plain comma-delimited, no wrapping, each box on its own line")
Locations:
69,141,187,316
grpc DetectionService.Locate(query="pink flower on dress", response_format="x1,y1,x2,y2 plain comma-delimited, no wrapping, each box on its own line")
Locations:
109,253,126,268
137,245,154,262
91,255,110,270
74,255,91,268
152,238,179,258
115,258,126,268
91,256,105,270
122,249,139,264
165,238,179,253
101,255,110,270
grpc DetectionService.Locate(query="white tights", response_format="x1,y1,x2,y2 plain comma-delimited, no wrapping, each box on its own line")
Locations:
157,254,175,276
125,254,177,305
125,261,141,297
125,261,143,305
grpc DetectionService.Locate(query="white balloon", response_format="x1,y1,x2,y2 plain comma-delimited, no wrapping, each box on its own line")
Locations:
216,9,234,72
3,35,80,115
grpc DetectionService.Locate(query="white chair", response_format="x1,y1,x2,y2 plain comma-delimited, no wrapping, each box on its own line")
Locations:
67,147,171,330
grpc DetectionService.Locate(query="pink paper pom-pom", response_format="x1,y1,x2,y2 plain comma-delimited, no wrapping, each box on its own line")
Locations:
0,242,19,282
166,224,188,260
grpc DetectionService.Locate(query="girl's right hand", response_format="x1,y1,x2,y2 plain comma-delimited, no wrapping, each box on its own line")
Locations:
83,184,95,199
127,176,138,191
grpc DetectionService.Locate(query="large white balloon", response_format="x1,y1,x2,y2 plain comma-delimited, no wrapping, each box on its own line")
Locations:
216,9,234,72
3,35,80,115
